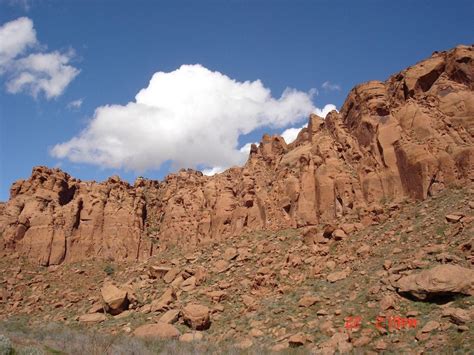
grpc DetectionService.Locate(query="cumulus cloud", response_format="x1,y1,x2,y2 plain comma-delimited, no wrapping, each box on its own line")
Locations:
202,166,226,176
0,17,79,99
52,64,333,173
239,142,256,155
0,17,36,69
67,98,83,110
322,81,341,91
280,104,337,143
315,103,337,118
281,125,306,144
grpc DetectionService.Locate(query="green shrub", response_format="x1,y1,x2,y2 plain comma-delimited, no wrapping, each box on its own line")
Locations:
103,264,115,276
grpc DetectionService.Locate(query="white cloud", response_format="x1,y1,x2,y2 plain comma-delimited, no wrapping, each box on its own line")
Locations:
239,142,256,155
0,17,79,99
281,125,306,144
315,103,337,118
52,64,332,173
202,166,226,176
67,98,83,109
0,17,36,69
280,104,337,143
322,81,341,91
6,51,79,99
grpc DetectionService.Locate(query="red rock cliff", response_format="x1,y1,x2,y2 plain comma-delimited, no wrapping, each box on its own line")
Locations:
1,45,473,265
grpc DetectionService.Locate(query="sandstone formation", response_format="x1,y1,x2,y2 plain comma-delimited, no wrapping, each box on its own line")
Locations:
0,45,473,265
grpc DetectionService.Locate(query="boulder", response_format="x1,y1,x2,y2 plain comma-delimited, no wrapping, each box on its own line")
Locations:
182,303,211,330
133,323,180,339
159,309,180,324
327,269,350,283
298,295,320,307
397,265,474,300
101,283,128,315
441,307,471,325
150,288,176,312
78,313,107,323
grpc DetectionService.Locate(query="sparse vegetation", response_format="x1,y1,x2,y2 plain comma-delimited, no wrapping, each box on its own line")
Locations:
103,264,115,276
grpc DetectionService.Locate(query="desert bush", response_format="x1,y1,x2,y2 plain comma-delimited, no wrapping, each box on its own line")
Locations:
104,264,115,276
16,346,45,355
0,334,13,355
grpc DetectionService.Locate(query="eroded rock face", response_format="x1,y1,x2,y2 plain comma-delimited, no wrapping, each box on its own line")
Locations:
1,45,473,265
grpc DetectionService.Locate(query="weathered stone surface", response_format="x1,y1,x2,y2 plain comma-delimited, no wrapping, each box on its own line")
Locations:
159,309,180,324
1,46,473,265
327,269,350,283
182,303,211,330
78,313,107,323
150,288,176,312
397,265,474,300
441,307,471,325
133,323,180,339
298,295,320,307
101,283,128,315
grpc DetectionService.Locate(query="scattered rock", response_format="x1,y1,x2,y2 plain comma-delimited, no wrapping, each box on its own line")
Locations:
445,213,463,223
100,283,128,315
150,288,176,312
379,294,396,310
288,333,306,347
441,307,471,325
182,303,211,330
298,295,320,307
234,338,253,349
78,313,107,323
333,229,348,241
327,269,350,283
148,266,171,279
133,323,180,339
421,320,440,333
319,332,352,353
374,339,387,350
223,247,239,261
180,276,196,292
383,260,392,270
163,268,181,284
249,328,264,337
179,332,203,342
214,260,230,273
159,309,180,324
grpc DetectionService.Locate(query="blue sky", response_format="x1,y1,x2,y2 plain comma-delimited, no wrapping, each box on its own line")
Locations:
0,0,473,201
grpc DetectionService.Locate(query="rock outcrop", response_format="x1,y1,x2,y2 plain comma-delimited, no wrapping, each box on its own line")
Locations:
1,45,473,265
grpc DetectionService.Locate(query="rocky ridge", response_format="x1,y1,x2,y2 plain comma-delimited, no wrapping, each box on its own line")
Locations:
0,45,473,266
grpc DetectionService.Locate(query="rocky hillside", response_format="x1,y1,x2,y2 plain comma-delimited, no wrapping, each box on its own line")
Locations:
0,182,473,353
0,45,473,267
